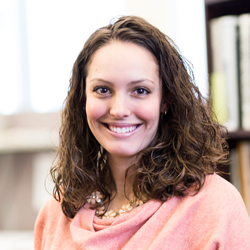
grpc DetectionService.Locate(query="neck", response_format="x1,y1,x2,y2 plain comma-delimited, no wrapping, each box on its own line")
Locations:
106,154,136,211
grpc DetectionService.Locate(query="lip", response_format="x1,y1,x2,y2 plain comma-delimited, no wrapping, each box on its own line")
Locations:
101,122,142,137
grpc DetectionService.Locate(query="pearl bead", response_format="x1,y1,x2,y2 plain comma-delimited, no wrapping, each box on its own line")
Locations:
87,191,144,219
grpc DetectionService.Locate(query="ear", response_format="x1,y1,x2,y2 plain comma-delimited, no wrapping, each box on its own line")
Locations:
160,102,167,114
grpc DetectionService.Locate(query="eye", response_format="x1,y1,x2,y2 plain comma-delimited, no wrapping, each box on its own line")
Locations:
93,86,111,95
133,87,150,96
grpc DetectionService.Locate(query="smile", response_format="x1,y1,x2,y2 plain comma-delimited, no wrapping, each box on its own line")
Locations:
107,125,138,134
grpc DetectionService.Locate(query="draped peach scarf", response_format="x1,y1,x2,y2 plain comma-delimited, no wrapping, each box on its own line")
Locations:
35,174,250,250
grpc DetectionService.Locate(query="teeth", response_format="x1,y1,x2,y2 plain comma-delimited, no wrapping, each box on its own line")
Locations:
109,125,137,134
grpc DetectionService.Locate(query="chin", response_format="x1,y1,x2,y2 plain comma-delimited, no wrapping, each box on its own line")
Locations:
107,148,138,158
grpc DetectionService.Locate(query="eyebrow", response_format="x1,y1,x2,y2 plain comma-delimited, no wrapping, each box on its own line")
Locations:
89,78,155,85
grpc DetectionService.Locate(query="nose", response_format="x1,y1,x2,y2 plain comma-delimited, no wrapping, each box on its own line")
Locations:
109,94,131,118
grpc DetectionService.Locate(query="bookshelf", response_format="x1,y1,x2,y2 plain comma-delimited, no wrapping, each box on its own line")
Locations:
205,0,250,214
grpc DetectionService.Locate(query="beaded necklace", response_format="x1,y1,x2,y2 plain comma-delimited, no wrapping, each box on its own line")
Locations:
87,191,144,219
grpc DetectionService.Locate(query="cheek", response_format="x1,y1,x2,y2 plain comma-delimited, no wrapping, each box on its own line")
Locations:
85,98,106,124
136,101,161,124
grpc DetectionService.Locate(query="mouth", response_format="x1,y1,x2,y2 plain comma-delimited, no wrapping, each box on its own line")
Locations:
105,124,140,134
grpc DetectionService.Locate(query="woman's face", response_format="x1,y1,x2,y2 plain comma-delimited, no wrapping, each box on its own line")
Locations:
85,41,163,159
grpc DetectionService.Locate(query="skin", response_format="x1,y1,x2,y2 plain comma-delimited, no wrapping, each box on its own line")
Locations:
85,41,165,211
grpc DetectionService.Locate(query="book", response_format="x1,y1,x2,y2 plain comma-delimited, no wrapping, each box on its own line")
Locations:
209,16,240,131
238,14,250,131
237,141,250,214
229,148,241,192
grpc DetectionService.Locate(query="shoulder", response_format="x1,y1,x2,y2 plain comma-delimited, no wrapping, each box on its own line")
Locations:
35,196,61,231
198,174,242,203
200,174,250,247
202,174,242,201
203,173,236,192
174,173,249,220
194,174,249,218
34,196,66,237
34,196,70,249
37,196,61,220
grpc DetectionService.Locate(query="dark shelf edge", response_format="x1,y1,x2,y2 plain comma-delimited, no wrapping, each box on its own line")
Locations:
205,0,233,5
205,0,250,19
228,130,250,140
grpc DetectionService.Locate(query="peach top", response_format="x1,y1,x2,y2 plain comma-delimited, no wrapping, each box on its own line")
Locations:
35,174,250,249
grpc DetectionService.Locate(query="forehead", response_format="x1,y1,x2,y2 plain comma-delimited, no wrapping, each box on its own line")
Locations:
86,41,159,80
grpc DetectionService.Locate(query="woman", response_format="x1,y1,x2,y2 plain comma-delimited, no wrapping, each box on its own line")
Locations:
35,16,250,249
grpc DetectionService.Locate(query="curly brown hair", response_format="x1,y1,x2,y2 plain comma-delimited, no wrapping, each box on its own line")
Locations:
51,15,228,219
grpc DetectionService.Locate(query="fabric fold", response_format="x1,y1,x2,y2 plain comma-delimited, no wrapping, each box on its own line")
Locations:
35,174,250,250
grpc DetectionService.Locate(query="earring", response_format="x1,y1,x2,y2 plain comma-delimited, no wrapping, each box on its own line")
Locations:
164,110,167,116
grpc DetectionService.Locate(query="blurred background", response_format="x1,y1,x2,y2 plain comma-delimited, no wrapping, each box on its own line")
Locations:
0,0,208,248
